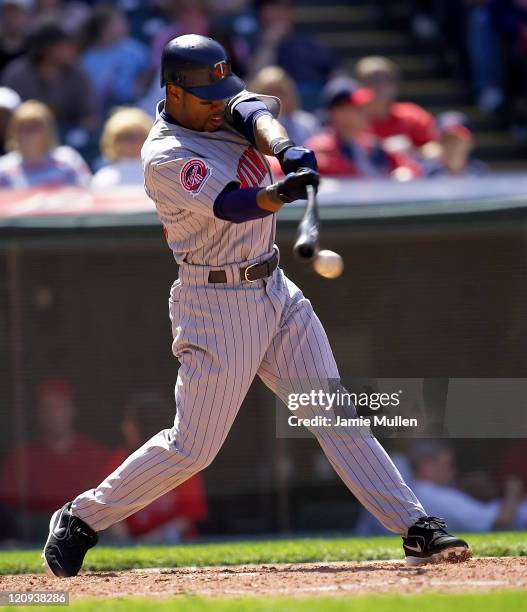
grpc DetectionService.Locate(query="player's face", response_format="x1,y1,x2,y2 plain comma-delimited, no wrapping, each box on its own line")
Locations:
175,88,226,132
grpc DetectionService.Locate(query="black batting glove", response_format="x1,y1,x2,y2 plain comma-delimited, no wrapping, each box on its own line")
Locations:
270,138,318,174
267,168,320,204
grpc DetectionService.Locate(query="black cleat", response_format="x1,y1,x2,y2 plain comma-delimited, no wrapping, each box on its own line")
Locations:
403,516,470,566
42,502,98,577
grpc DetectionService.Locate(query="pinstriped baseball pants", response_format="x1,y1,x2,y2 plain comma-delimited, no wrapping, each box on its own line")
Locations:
71,257,426,534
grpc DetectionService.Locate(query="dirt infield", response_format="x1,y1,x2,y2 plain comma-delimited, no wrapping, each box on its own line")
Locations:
2,557,527,600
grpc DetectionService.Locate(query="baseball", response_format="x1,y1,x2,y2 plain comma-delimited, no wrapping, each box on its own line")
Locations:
313,249,344,279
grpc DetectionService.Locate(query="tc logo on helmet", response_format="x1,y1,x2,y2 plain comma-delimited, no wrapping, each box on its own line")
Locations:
180,159,210,193
213,61,228,80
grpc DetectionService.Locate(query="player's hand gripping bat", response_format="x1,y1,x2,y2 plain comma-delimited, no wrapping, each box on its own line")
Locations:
293,183,319,261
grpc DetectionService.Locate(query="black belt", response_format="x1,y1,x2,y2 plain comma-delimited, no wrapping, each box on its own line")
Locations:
208,251,278,283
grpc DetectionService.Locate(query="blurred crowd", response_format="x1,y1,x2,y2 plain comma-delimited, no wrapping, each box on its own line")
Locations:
0,379,208,545
350,377,527,535
0,0,507,193
411,0,527,128
1,0,526,544
2,377,527,544
355,438,527,535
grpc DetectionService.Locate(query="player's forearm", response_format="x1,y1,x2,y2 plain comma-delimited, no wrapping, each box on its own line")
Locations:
256,186,284,213
213,171,317,222
214,184,282,223
254,114,289,156
227,98,289,155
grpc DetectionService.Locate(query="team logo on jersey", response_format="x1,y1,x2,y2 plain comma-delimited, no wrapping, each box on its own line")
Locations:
180,159,209,193
236,147,268,188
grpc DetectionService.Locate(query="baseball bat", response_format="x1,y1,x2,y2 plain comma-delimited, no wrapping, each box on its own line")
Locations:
293,183,319,261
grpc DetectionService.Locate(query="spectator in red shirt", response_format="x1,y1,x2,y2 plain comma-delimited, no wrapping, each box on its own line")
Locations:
105,393,207,544
0,379,110,533
354,56,438,152
305,80,419,180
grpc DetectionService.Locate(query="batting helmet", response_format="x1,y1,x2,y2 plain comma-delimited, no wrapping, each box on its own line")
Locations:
160,34,245,101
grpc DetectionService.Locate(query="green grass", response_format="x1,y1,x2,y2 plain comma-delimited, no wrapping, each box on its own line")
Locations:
1,532,526,575
4,591,527,612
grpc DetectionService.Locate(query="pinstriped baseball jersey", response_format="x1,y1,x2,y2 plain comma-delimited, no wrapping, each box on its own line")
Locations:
70,96,428,539
142,100,275,266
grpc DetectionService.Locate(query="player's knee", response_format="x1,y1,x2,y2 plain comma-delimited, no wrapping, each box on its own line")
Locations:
168,412,228,471
186,447,218,473
169,435,220,473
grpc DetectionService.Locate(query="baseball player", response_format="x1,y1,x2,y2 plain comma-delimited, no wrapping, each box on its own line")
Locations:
43,35,470,577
